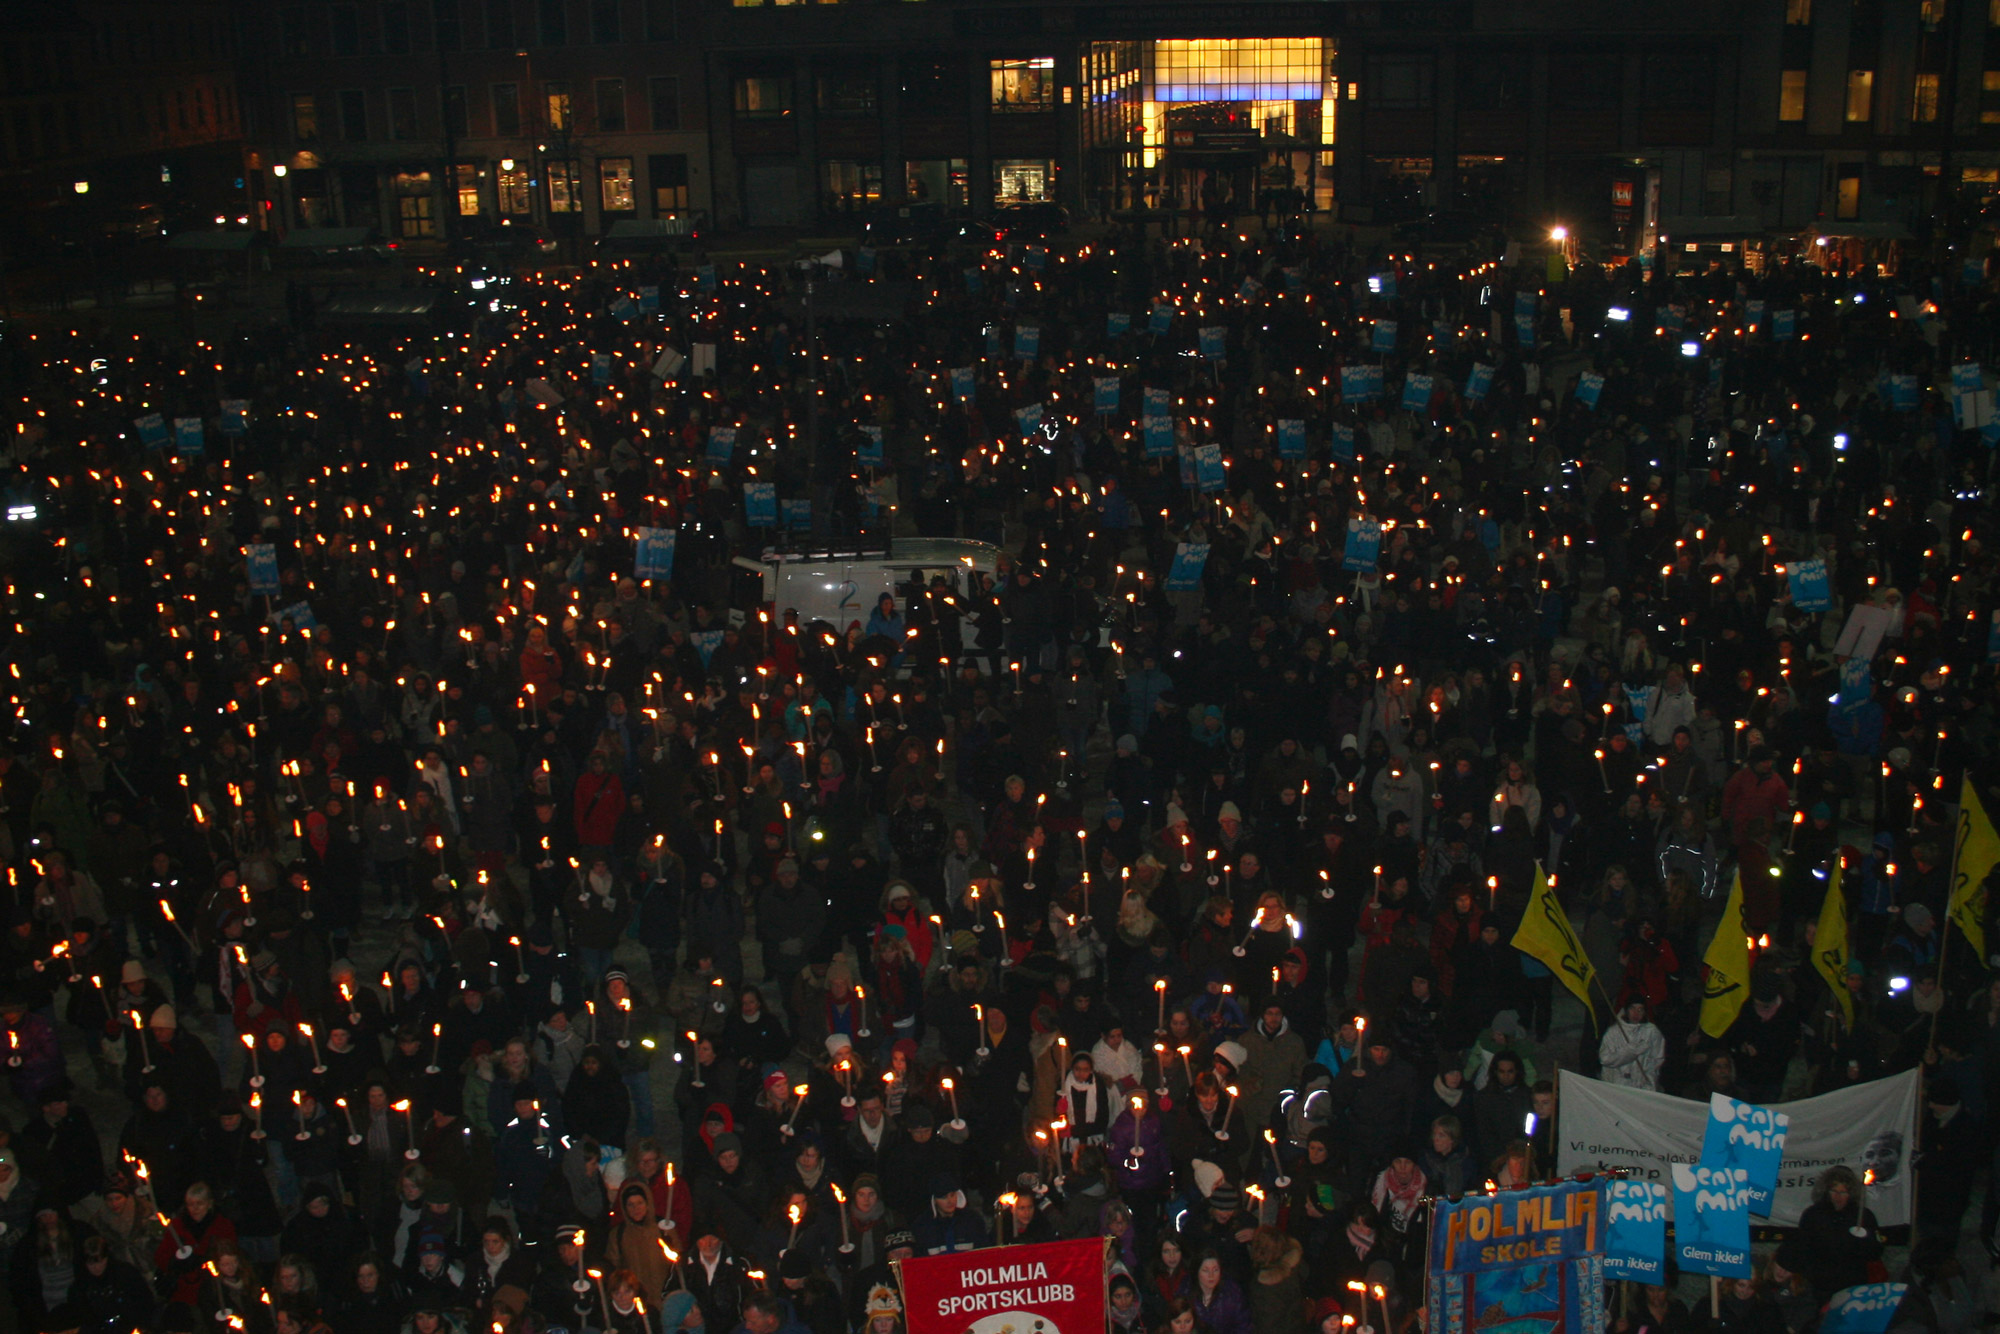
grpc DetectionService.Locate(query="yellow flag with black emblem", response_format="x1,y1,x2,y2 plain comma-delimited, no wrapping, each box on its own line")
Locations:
1949,778,1999,959
1510,863,1599,1030
1699,872,1752,1038
1812,858,1852,1028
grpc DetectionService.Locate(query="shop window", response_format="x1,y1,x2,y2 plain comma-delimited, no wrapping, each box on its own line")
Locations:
548,159,581,211
650,152,689,212
1779,70,1807,121
498,161,531,212
822,159,881,211
455,162,480,215
994,157,1053,202
991,58,1055,111
1845,69,1873,122
600,156,635,211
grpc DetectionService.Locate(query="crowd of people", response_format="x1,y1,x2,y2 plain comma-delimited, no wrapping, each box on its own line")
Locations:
0,207,1993,1334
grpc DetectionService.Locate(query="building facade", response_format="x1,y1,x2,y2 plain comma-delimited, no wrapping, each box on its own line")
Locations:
235,0,712,243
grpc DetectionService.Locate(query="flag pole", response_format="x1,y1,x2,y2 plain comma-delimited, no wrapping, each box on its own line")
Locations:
1928,792,1969,1052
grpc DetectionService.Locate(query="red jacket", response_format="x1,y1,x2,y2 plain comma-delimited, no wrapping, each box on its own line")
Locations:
154,1211,240,1305
573,770,624,847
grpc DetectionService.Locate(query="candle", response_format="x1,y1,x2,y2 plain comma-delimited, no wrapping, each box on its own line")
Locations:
132,1011,153,1071
510,935,527,983
248,1091,265,1139
300,1022,325,1074
686,1032,705,1088
786,1203,802,1251
854,984,870,1038
1154,978,1168,1032
1218,1084,1239,1140
831,1183,853,1252
427,1021,442,1074
1177,1044,1193,1083
974,1004,989,1057
241,1032,262,1086
783,1082,808,1135
1265,1127,1291,1187
942,1076,962,1127
1348,1280,1371,1332
394,1099,418,1158
1153,1043,1169,1097
663,1163,677,1231
1593,748,1609,792
588,1269,612,1329
334,1096,361,1144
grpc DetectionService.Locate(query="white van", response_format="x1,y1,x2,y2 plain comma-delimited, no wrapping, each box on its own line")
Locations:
732,537,1006,633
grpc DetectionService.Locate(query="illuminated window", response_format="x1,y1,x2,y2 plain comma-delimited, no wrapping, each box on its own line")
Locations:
1835,167,1860,218
497,162,530,213
821,159,882,211
994,157,1054,202
547,158,581,211
650,153,689,212
1786,0,1811,22
1154,39,1325,103
1845,69,1873,122
1913,71,1940,121
906,158,966,207
1779,70,1807,121
545,82,571,131
734,75,792,116
1920,0,1946,29
600,157,635,212
1982,69,2000,121
291,93,318,141
454,163,480,215
992,58,1055,111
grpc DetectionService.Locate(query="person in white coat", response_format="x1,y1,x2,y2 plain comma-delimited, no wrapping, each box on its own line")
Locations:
1597,998,1665,1090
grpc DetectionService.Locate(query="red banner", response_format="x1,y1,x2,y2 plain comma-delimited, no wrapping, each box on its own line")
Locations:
899,1237,1106,1334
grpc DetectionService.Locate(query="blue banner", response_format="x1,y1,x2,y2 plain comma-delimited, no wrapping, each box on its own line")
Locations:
245,544,280,595
857,426,884,467
1745,299,1766,330
706,425,737,467
782,498,812,531
609,295,639,322
1143,416,1174,458
1954,363,1983,394
744,482,777,527
1193,443,1226,493
1821,1285,1908,1334
1024,245,1047,272
1143,387,1170,418
1370,272,1398,299
1342,517,1382,572
1107,312,1131,337
1699,1094,1790,1216
1165,542,1209,592
272,601,317,630
1094,377,1121,414
1466,363,1495,404
1149,306,1172,335
1277,419,1306,460
1016,403,1044,438
1514,291,1538,318
1670,1163,1753,1278
1890,374,1920,410
1199,326,1227,360
591,353,613,386
1340,365,1377,404
220,400,250,437
1576,371,1605,408
1603,1178,1668,1283
638,285,660,313
174,417,205,455
1515,311,1537,348
135,413,169,449
634,527,677,581
1014,324,1040,360
1330,422,1356,463
1773,309,1796,340
1402,372,1432,413
950,367,975,402
1427,1179,1603,1334
690,629,724,666
1372,319,1397,352
1785,559,1832,613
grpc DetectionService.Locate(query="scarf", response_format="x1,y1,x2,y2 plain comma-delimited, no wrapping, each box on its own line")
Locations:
1063,1074,1101,1130
1345,1220,1376,1259
1376,1163,1426,1228
797,1158,824,1192
1433,1075,1464,1107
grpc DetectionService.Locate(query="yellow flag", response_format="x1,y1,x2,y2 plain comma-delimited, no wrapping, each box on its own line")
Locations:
1699,872,1752,1038
1511,863,1599,1028
1952,779,2000,958
1812,859,1853,1028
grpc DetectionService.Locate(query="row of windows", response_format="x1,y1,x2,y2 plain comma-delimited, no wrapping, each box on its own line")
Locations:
279,0,672,58
290,76,680,142
1775,68,1950,124
730,58,1058,117
0,81,240,165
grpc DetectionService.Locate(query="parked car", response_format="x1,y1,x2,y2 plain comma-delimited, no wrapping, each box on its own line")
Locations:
993,202,1070,241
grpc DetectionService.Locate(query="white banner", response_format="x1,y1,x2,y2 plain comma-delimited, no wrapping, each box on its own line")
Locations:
1557,1069,1919,1227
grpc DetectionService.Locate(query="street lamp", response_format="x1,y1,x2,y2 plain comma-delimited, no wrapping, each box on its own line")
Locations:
273,164,287,178
72,180,89,195
1548,224,1568,242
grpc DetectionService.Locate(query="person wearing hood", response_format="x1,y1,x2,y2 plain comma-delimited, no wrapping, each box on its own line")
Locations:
532,1004,585,1093
1107,1088,1171,1232
694,1133,768,1257
604,1182,672,1307
1598,997,1665,1091
910,1173,984,1256
1470,1051,1533,1166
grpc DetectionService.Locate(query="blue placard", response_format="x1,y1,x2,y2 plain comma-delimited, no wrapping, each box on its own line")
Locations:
1745,299,1767,330
694,264,717,293
1093,377,1121,414
1342,516,1382,572
609,295,639,322
1165,542,1209,592
855,248,876,277
1669,1162,1753,1278
1277,419,1305,460
1143,387,1170,418
1016,403,1044,438
1199,326,1227,360
744,482,777,527
1772,309,1796,340
1370,272,1397,299
638,285,659,313
135,413,169,449
1954,363,1983,395
1014,324,1040,360
857,426,884,466
1330,422,1356,462
1514,311,1537,349
1143,416,1173,458
1023,245,1047,272
964,267,984,295
781,499,812,532
1371,319,1397,352
1237,276,1260,300
1699,1094,1791,1217
220,400,250,437
1514,291,1538,318
690,629,724,666
174,417,205,455
1576,371,1605,409
706,425,737,467
1149,306,1172,335
1603,1178,1669,1283
1107,312,1131,337
245,544,280,595
634,527,677,581
1193,442,1226,492
950,367,975,402
272,601,317,630
1340,365,1377,404
1890,374,1920,410
591,353,613,387
1402,372,1432,413
1786,559,1832,613
1821,1285,1909,1334
1466,362,1495,404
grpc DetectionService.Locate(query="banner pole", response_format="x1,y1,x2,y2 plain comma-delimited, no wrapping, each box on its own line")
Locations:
1709,1276,1720,1320
1928,810,1966,1053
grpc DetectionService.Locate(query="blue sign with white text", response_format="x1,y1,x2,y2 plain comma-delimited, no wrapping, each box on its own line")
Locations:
1603,1178,1669,1283
1670,1162,1753,1278
1165,542,1209,591
1699,1094,1790,1216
